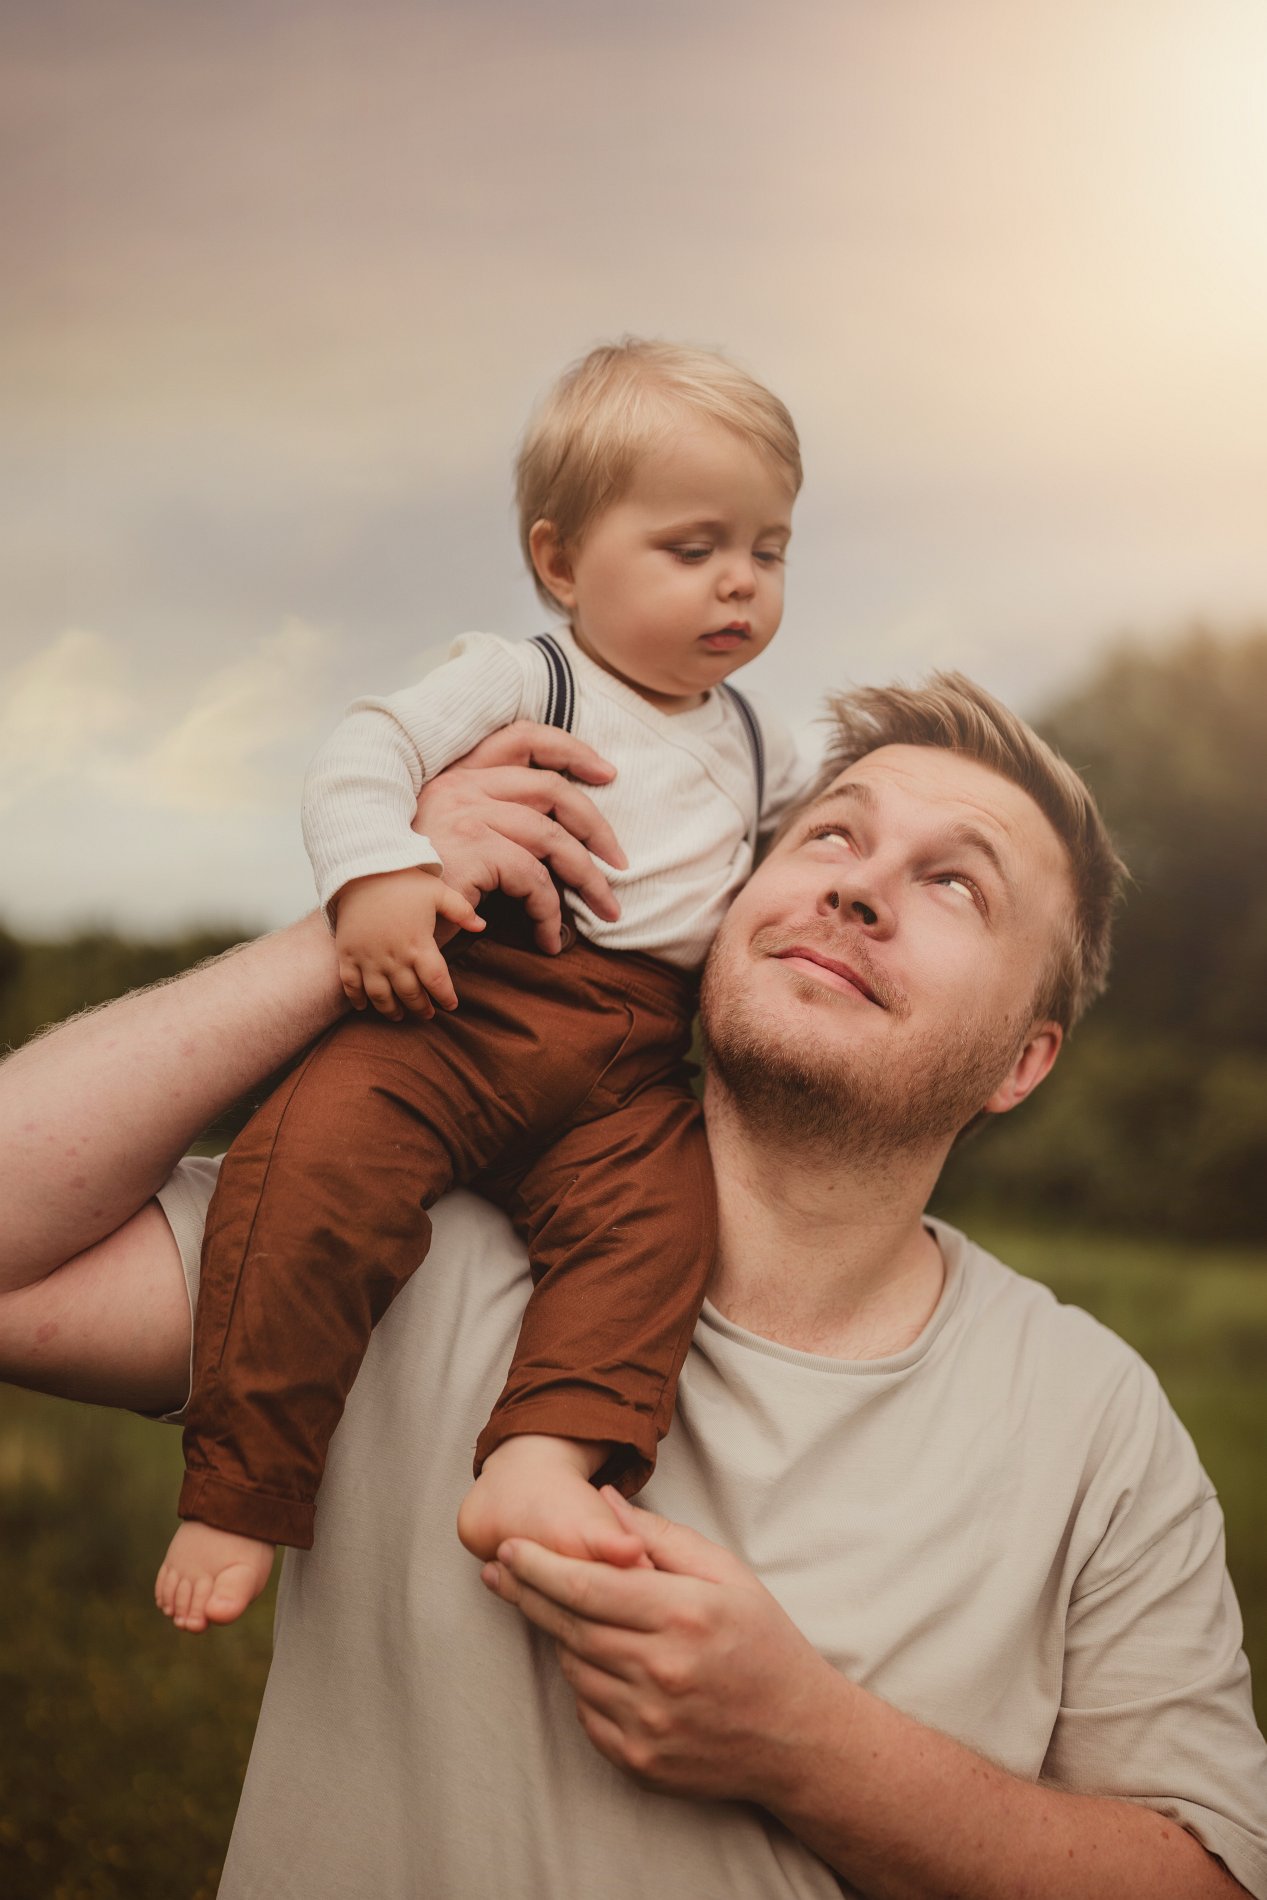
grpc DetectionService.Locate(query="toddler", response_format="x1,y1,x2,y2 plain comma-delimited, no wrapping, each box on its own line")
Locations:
155,339,807,1631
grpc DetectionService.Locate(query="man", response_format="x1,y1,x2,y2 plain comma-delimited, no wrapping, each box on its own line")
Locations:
2,679,1264,1898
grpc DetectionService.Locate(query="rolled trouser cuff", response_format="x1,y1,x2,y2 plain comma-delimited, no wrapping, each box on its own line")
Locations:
473,1398,658,1500
178,1469,316,1549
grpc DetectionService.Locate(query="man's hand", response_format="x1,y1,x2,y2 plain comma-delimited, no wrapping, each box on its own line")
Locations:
484,1495,1249,1900
480,1488,830,1805
414,723,627,956
333,867,485,1019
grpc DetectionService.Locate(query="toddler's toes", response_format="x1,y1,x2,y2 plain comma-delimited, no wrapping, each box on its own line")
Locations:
172,1573,204,1632
186,1573,216,1632
206,1564,259,1625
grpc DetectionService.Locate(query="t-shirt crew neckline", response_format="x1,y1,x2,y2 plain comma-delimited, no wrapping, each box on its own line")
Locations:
698,1217,968,1374
551,623,729,729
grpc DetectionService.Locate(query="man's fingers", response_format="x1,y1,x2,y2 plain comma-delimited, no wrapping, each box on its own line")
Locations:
471,767,627,871
456,722,618,788
491,1539,666,1632
599,1490,735,1584
430,766,627,874
463,804,619,919
482,1563,641,1678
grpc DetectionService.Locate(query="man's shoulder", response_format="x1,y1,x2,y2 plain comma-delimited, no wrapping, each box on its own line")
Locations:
941,1219,1216,1557
939,1218,1171,1420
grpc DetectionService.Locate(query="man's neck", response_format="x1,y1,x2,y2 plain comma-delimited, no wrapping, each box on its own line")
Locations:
703,1080,951,1361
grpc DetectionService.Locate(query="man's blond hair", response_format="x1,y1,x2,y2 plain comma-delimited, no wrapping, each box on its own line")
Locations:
796,673,1126,1033
515,338,803,612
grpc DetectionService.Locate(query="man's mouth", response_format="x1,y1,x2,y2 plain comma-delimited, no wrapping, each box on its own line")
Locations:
700,623,750,651
773,946,886,1007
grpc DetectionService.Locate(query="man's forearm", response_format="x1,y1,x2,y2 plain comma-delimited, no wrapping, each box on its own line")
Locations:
769,1669,1245,1900
0,912,344,1289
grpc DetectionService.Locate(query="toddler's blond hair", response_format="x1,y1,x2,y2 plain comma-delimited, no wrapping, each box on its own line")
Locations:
516,338,802,612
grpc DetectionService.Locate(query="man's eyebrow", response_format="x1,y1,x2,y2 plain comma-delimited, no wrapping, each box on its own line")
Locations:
797,782,876,822
938,821,1017,900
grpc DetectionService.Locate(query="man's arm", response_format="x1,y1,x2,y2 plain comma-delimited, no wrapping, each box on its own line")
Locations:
0,912,346,1294
484,1496,1251,1900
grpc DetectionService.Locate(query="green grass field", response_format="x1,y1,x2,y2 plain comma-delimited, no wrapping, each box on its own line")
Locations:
2,1226,1263,1899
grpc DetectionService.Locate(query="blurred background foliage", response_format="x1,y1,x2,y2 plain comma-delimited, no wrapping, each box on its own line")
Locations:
935,628,1267,1239
2,629,1264,1898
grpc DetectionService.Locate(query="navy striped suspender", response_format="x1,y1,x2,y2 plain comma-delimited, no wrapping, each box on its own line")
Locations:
529,633,765,838
529,633,576,733
720,681,766,842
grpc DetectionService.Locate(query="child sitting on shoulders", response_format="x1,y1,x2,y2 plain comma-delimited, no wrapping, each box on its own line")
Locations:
155,337,808,1632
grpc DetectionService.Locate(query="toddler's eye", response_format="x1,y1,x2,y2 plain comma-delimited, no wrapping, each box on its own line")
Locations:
754,549,785,566
672,546,711,563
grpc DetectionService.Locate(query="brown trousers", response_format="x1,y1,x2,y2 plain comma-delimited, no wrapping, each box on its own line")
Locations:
179,923,714,1547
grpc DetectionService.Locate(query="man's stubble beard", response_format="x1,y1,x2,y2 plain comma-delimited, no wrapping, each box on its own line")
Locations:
698,929,1030,1166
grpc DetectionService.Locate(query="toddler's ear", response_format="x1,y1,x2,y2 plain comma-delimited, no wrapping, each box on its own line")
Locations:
528,519,575,608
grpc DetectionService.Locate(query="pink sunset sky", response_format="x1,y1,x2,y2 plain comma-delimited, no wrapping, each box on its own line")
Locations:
4,0,1266,930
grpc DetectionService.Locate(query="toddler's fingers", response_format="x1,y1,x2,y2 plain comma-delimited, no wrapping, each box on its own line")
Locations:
362,971,405,1021
432,881,486,937
390,968,435,1020
413,944,459,1014
339,961,369,1012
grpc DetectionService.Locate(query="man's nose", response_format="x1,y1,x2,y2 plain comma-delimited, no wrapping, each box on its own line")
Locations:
821,880,894,937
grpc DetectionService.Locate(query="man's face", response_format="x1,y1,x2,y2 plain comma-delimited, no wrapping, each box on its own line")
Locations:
700,744,1073,1155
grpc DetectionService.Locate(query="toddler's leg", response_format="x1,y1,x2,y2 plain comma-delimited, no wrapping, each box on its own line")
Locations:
458,1077,714,1561
158,1009,511,1627
161,943,637,1626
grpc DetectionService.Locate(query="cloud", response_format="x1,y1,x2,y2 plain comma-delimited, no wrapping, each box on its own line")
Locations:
0,630,135,809
114,617,332,813
0,618,333,818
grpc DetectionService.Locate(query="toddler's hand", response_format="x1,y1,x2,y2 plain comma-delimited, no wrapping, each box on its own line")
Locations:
333,867,484,1019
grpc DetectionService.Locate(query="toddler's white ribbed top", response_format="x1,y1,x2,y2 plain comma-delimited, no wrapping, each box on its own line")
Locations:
302,625,810,971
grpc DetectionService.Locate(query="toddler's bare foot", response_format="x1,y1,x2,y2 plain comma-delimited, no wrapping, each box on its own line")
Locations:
155,1519,276,1632
457,1435,649,1567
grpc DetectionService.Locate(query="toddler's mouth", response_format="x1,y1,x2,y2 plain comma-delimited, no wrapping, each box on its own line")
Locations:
700,625,750,651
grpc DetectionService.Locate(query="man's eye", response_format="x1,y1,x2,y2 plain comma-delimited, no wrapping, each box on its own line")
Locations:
804,823,852,847
936,872,981,905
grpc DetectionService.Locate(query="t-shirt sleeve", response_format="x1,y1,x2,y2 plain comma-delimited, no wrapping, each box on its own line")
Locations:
301,633,550,923
1041,1357,1267,1897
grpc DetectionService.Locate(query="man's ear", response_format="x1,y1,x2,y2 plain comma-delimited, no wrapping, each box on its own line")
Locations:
528,519,575,609
982,1022,1063,1119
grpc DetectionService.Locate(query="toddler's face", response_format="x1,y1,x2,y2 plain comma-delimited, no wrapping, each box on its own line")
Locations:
542,419,794,711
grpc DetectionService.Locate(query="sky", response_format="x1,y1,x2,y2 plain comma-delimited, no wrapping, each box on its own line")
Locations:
4,0,1267,933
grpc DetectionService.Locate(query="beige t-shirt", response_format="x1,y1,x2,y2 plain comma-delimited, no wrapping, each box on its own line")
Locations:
157,1162,1267,1900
